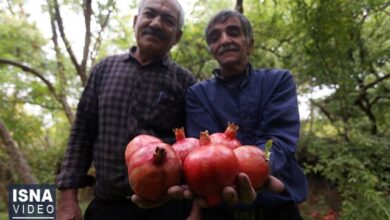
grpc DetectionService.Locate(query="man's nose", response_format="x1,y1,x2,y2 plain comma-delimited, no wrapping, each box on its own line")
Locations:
219,32,231,45
149,16,163,29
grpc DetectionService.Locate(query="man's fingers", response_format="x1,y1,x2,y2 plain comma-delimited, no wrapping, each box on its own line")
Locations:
131,194,166,209
237,173,256,204
264,176,285,193
222,186,238,205
167,185,184,200
194,197,209,208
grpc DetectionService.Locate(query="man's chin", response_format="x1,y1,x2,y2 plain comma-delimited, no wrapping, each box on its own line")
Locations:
138,44,168,57
139,41,166,51
141,34,168,44
217,58,240,67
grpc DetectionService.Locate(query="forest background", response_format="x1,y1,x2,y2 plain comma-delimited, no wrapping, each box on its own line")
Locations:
0,0,389,219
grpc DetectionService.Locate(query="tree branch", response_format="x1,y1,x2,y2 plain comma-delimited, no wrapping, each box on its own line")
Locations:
47,0,66,93
91,5,113,65
53,0,87,85
309,99,334,122
0,119,38,184
0,58,57,94
363,73,390,90
80,0,92,87
0,58,74,123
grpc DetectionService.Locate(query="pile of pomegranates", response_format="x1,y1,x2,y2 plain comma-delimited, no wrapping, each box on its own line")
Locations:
124,123,272,206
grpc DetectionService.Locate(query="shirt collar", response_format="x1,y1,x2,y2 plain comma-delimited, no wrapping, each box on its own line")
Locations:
123,46,170,67
212,63,252,81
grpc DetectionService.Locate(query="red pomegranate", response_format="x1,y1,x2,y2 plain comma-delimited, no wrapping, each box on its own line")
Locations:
210,122,241,150
233,145,270,190
183,131,239,206
127,142,182,201
125,134,163,166
172,127,200,164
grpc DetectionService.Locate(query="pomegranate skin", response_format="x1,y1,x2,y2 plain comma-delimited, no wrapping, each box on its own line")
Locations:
172,128,200,164
234,145,270,190
183,144,239,206
210,123,241,150
125,134,163,166
127,143,182,201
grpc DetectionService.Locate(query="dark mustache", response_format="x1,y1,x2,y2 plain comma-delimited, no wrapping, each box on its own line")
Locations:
142,27,167,40
217,44,239,54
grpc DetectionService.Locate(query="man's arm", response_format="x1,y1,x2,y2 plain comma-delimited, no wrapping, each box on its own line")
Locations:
56,63,101,219
253,70,300,177
57,189,82,220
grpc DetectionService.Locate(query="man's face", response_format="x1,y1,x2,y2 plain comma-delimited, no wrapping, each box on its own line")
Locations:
207,17,253,68
134,0,182,57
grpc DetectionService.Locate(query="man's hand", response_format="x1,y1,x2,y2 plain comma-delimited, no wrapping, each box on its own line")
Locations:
131,185,193,208
222,173,257,205
193,173,285,208
56,189,82,220
222,173,285,205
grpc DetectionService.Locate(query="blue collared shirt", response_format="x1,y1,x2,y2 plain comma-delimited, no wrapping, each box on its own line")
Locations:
185,65,308,208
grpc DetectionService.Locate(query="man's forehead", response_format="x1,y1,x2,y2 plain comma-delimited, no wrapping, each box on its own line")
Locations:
209,17,242,31
141,0,180,15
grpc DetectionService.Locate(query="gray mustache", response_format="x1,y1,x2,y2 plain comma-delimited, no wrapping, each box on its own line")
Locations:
142,27,167,41
217,44,239,54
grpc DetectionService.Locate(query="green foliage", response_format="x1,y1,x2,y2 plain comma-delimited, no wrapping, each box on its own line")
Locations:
293,1,390,216
301,126,390,219
0,14,47,63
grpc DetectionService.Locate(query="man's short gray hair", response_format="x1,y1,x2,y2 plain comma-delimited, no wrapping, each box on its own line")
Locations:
138,0,185,30
205,10,253,45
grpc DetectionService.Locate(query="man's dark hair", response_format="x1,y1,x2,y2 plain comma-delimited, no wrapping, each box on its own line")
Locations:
205,10,253,45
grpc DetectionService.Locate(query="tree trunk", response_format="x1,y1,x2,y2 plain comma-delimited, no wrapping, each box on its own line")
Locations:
236,0,244,14
0,160,15,209
0,119,38,184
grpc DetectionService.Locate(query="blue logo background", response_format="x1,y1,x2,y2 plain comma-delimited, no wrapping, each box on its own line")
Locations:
8,184,56,220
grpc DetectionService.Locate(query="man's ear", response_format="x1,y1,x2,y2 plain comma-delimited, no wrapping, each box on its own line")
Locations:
174,30,183,44
133,15,138,28
248,38,255,54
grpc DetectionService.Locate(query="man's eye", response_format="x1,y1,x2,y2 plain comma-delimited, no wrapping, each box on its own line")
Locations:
162,17,176,27
209,32,220,43
144,11,155,18
227,27,241,37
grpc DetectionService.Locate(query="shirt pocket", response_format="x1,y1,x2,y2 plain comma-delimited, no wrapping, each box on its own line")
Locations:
141,90,184,130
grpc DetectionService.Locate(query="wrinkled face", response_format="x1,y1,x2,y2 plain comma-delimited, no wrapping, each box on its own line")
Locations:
134,0,182,57
207,17,253,68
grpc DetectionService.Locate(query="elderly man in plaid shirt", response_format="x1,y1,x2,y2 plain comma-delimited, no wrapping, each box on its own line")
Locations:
56,0,195,219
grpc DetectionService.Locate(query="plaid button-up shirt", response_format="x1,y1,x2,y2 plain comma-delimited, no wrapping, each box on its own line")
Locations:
56,47,196,200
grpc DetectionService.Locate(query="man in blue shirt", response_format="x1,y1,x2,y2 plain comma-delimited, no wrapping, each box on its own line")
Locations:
185,10,308,220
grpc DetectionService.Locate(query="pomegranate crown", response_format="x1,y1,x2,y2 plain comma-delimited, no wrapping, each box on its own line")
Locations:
199,130,211,146
153,146,167,165
225,122,239,139
173,127,185,141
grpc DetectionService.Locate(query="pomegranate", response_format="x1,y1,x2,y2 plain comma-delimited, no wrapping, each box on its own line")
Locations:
234,140,273,190
210,122,241,150
172,127,200,164
183,131,239,206
233,145,270,190
127,142,182,201
125,134,163,166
